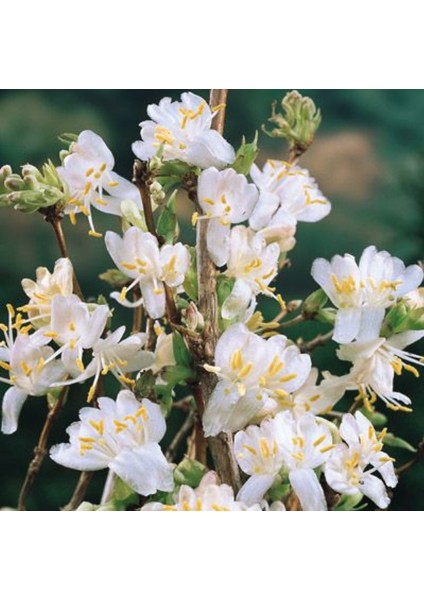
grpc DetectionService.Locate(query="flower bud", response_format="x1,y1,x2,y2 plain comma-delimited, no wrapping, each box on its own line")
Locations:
184,301,205,332
302,289,328,319
174,457,206,488
4,175,24,191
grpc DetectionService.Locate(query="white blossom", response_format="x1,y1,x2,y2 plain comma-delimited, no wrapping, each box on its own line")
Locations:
132,92,235,169
0,305,66,434
50,391,174,496
221,225,282,321
202,323,311,436
196,167,258,266
58,130,141,236
105,227,189,319
249,161,331,250
325,411,397,509
311,245,423,344
336,330,424,411
142,472,260,511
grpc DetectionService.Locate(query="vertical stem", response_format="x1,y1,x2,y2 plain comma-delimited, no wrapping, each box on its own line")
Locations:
62,472,93,511
18,387,68,510
194,89,241,492
49,218,84,300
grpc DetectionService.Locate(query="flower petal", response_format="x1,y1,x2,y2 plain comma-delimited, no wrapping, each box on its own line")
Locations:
289,468,327,511
1,387,28,434
236,474,275,506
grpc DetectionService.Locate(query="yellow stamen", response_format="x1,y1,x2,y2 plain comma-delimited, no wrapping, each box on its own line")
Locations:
85,167,94,177
114,419,128,433
242,444,257,456
231,349,243,371
313,434,327,447
121,262,137,270
89,418,104,435
88,230,103,238
320,444,336,453
0,361,11,371
87,386,97,403
120,287,128,302
268,355,284,377
69,211,77,225
404,363,420,378
118,375,136,386
279,373,297,383
191,211,199,226
36,358,45,374
20,360,32,377
238,362,253,378
83,182,92,196
108,181,119,188
76,357,85,372
259,438,271,458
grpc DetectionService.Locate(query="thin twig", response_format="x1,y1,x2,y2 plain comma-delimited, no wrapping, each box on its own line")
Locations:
166,410,195,461
100,469,115,505
48,217,84,300
396,440,424,475
17,387,69,510
279,314,305,328
132,160,160,241
299,330,334,353
62,472,94,511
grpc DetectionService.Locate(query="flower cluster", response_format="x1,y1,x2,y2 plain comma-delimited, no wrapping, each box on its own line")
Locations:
1,90,422,512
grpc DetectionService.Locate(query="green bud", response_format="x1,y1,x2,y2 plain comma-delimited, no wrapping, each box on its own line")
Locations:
174,458,206,488
302,289,328,319
262,90,321,154
315,307,336,326
360,408,388,427
120,199,147,231
182,247,198,302
183,301,204,332
334,492,364,511
22,164,42,181
135,370,156,397
231,133,259,175
156,190,178,242
383,433,416,453
217,275,235,308
0,165,13,182
162,364,196,386
172,331,192,368
23,174,41,190
4,174,25,191
99,268,129,288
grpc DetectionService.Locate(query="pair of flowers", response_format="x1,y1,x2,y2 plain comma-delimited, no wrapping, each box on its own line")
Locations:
234,410,396,510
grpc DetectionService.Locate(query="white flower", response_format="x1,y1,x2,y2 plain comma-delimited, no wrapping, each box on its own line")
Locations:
105,227,189,319
142,472,260,511
325,411,397,509
132,92,235,170
58,130,141,237
221,226,282,320
57,326,154,403
20,258,74,327
151,326,175,374
404,287,424,308
290,367,346,417
235,418,285,506
274,412,334,511
311,246,423,344
202,323,311,436
0,306,66,434
50,390,174,496
36,294,109,378
249,161,331,248
196,167,258,266
336,330,424,411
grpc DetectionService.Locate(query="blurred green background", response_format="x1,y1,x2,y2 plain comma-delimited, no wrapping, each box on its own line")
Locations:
0,90,423,510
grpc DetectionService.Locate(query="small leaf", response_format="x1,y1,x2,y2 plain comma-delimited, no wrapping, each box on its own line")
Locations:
99,269,129,288
172,332,192,368
174,458,206,488
383,433,417,453
360,409,388,427
156,190,178,243
231,133,259,175
182,247,198,302
334,492,364,511
155,383,174,416
162,365,196,386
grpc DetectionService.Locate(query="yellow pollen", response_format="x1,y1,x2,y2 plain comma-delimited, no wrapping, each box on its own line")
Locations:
79,436,96,443
89,419,104,435
20,360,32,377
120,287,128,302
293,436,305,448
76,357,85,372
100,163,107,172
404,363,420,378
242,444,258,456
368,425,374,440
6,304,15,318
276,294,286,310
69,211,77,225
291,452,304,462
320,444,336,453
268,356,284,377
36,358,45,374
154,126,174,145
88,230,103,238
69,322,76,332
83,182,92,196
391,358,403,376
85,167,94,177
378,427,388,441
230,349,243,371
259,438,271,458
113,419,128,433
135,406,148,420
304,187,328,206
379,456,395,463
154,288,164,295
124,414,137,425
121,262,137,270
80,205,90,217
87,386,97,403
279,373,297,383
195,498,203,511
95,198,108,206
212,103,226,113
118,375,136,386
182,500,191,511
330,273,356,295
203,197,215,206
309,394,321,403
259,376,267,386
313,434,327,447
237,383,247,396
191,211,199,226
108,181,119,187
238,362,253,378
0,360,11,371
275,389,289,399
211,504,230,511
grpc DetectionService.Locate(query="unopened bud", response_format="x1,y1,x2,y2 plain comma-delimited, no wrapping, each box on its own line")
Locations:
302,289,328,319
174,457,206,488
149,155,163,171
4,175,24,191
23,174,40,190
21,164,42,181
0,165,13,181
184,301,205,331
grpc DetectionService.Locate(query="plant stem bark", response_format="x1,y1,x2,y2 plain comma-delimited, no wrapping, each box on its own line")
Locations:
18,387,68,510
194,89,241,492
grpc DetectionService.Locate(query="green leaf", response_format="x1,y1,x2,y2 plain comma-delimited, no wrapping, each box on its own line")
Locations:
360,409,388,427
383,433,417,453
172,332,192,368
174,458,206,488
155,383,174,416
156,191,178,243
334,492,365,511
99,269,129,288
217,275,235,307
162,365,196,387
182,247,198,301
231,133,259,175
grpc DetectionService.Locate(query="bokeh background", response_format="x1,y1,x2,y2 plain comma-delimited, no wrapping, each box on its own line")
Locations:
0,90,423,510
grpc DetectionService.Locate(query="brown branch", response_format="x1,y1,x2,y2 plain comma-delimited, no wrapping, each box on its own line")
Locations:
298,330,334,353
183,89,241,492
396,440,424,475
46,216,84,300
132,160,160,241
62,472,94,511
18,386,69,510
166,410,195,461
